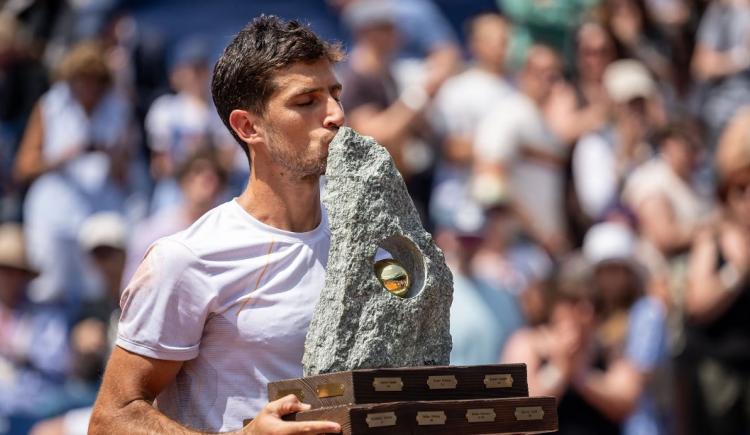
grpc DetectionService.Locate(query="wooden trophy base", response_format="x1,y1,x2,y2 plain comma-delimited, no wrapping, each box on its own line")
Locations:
283,396,557,435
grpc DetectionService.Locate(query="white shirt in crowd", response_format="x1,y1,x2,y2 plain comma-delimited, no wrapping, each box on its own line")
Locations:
474,92,566,237
116,199,330,432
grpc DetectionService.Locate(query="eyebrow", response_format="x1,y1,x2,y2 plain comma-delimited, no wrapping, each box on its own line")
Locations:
291,83,342,97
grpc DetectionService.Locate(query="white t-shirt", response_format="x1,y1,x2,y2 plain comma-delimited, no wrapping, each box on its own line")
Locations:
622,157,711,233
474,92,565,237
116,199,330,432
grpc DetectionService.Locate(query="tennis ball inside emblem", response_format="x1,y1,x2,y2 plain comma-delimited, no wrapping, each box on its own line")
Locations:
374,259,411,297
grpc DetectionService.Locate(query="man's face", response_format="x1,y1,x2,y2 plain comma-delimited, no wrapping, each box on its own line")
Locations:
257,59,344,179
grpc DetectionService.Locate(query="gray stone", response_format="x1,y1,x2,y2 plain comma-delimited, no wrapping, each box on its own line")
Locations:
302,127,453,376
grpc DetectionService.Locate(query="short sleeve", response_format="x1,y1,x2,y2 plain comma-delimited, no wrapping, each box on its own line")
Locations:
116,239,212,361
625,297,667,372
695,4,724,50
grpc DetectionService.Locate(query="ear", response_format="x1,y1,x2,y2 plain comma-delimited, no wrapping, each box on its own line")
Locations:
229,109,265,148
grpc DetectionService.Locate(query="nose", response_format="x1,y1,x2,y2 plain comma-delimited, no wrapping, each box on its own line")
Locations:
324,96,345,129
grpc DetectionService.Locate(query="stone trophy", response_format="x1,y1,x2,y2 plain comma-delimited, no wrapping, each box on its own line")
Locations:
303,127,453,375
271,128,558,434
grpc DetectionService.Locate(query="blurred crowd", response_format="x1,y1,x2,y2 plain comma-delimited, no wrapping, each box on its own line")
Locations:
1,0,750,434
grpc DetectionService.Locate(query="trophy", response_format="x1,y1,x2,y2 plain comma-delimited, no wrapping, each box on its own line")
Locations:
278,128,558,434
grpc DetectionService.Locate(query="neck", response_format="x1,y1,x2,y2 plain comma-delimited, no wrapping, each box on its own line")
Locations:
476,61,504,76
237,165,322,233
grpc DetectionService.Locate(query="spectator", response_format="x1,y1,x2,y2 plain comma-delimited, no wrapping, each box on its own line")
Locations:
145,36,236,213
13,40,135,308
338,0,446,221
497,0,600,70
578,221,670,435
474,44,570,256
573,59,664,222
502,253,622,435
682,107,750,435
436,203,505,365
0,223,70,427
622,122,713,258
122,149,227,285
691,0,750,145
430,12,513,228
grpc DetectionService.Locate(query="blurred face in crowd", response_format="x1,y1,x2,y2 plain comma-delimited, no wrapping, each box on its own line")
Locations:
181,157,224,210
89,246,126,301
594,261,640,314
357,21,400,58
0,266,32,308
577,23,616,83
245,59,344,179
549,297,596,342
521,46,562,103
469,14,510,72
171,62,211,98
726,167,750,226
70,73,109,112
661,134,697,180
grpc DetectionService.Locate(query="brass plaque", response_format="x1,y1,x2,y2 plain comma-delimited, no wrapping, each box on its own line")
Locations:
274,389,304,401
466,408,497,423
316,383,345,398
372,377,404,392
427,375,458,390
484,373,513,388
416,411,447,426
366,412,397,428
515,406,545,421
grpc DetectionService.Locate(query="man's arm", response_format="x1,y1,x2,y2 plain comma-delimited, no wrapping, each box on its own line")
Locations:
90,346,341,435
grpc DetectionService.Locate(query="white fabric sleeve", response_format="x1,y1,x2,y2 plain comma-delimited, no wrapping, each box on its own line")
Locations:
474,106,520,163
116,239,212,361
573,133,617,219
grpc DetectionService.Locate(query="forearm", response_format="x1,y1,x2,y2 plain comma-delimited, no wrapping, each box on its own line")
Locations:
90,399,241,435
572,370,636,422
686,269,746,323
349,100,423,147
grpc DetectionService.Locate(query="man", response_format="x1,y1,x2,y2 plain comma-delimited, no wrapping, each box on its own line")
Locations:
473,44,569,256
430,13,513,227
89,16,345,434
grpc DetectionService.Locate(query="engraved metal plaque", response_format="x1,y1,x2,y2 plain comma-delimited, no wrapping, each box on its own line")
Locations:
416,411,447,426
514,406,545,421
427,375,458,390
274,389,304,401
366,412,397,428
466,408,497,423
484,373,513,388
372,377,404,392
316,383,345,398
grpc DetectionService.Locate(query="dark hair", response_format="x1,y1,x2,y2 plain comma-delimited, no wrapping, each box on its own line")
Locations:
175,147,228,186
211,15,345,157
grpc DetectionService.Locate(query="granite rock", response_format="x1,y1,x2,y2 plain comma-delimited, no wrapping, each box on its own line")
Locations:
302,127,453,376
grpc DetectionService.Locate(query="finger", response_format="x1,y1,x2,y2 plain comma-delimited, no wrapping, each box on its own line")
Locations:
278,420,342,434
267,394,311,416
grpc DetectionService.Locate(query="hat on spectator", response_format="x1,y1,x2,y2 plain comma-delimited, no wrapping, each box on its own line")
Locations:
169,36,211,70
342,0,397,31
79,212,128,252
603,59,655,103
0,223,38,277
583,221,640,269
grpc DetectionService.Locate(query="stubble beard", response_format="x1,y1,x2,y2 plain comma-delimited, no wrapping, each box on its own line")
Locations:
266,126,328,179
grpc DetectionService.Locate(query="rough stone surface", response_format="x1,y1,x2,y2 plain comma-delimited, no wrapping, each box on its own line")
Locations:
303,127,453,376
